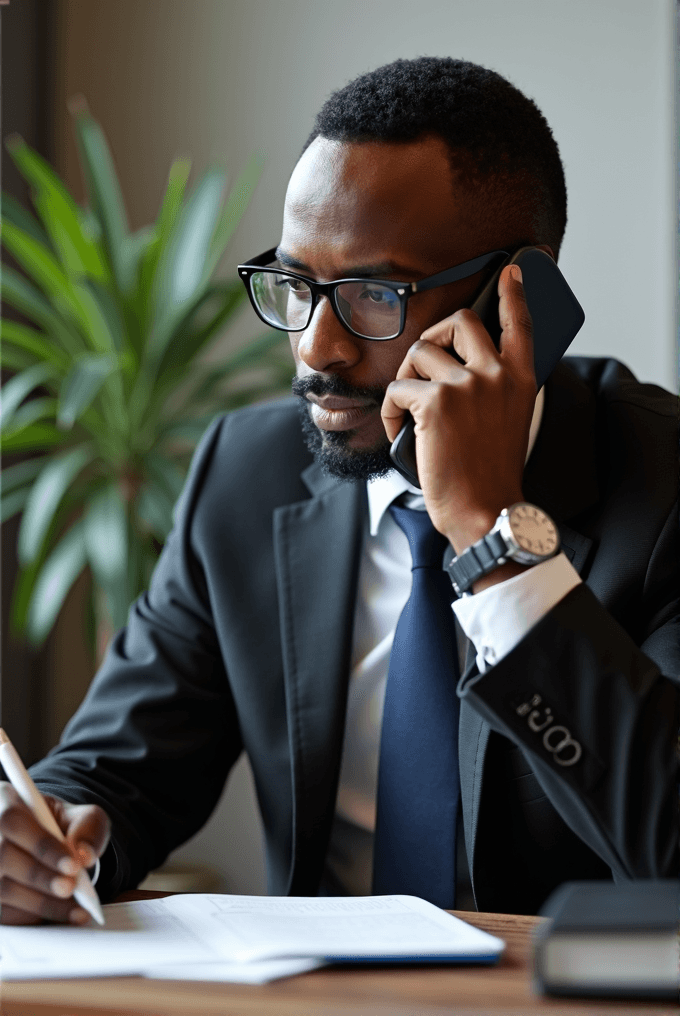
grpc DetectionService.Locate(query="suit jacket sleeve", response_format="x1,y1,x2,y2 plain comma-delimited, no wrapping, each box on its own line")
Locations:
458,501,680,879
28,416,241,902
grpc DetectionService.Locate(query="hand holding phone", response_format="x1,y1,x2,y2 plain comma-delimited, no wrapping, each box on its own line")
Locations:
389,247,585,488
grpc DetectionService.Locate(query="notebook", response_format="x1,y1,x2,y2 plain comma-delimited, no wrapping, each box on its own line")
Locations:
533,880,679,1000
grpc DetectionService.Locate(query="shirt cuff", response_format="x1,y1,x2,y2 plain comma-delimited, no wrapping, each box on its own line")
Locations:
452,552,581,672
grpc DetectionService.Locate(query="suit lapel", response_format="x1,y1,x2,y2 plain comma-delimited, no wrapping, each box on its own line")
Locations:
273,464,364,894
461,360,599,894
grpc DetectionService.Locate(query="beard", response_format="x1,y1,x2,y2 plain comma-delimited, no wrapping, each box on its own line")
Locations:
291,374,395,482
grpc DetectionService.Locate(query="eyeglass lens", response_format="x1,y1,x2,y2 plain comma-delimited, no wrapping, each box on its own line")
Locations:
250,271,402,339
335,282,401,339
251,272,313,330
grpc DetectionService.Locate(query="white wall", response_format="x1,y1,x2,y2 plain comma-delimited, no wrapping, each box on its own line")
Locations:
56,0,677,894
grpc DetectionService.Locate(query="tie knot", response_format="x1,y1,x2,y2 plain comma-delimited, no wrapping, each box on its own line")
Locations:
389,504,448,570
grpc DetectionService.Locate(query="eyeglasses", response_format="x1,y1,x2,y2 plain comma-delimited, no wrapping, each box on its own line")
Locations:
237,247,510,341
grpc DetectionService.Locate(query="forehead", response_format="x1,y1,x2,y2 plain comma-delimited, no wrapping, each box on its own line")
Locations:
282,136,484,273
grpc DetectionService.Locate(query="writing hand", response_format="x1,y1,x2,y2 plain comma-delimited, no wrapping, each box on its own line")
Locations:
0,781,110,924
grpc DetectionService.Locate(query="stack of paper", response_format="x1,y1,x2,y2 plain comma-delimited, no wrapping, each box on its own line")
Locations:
0,894,504,984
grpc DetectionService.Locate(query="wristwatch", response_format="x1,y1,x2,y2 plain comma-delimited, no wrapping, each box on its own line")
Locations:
446,502,560,597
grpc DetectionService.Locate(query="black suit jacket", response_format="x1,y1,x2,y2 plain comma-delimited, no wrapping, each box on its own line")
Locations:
30,357,680,913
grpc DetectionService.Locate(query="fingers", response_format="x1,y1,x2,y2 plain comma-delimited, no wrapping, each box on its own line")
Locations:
413,308,498,376
396,338,466,383
381,376,451,442
497,264,535,381
0,837,76,899
0,904,43,926
58,801,111,867
0,784,78,876
0,783,109,925
385,317,501,442
0,874,90,925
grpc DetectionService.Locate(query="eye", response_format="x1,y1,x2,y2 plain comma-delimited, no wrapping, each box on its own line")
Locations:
274,276,309,294
358,285,397,305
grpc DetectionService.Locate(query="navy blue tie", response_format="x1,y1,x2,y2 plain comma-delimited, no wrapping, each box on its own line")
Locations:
372,504,461,907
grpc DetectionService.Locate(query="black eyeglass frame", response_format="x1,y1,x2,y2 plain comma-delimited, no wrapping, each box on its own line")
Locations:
237,246,511,341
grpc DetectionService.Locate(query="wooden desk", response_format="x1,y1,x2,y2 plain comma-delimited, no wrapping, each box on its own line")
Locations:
1,892,677,1016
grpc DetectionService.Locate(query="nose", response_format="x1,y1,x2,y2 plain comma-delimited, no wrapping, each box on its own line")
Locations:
293,296,361,373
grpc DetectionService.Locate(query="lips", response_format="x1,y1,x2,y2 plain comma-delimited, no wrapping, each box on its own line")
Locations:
306,394,376,431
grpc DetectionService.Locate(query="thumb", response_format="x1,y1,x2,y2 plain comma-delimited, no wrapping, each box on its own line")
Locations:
59,802,111,868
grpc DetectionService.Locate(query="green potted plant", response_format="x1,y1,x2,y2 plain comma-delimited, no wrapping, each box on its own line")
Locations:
1,99,291,654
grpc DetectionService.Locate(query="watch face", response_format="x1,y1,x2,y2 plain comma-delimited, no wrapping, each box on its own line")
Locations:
508,504,559,558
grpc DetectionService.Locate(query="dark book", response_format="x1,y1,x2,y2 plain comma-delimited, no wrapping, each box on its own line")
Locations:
533,880,679,1000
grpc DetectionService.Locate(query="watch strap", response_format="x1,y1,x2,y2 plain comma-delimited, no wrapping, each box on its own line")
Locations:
446,529,508,597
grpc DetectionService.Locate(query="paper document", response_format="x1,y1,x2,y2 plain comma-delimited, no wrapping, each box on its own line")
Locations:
169,894,505,963
0,897,218,979
0,893,504,981
142,958,324,984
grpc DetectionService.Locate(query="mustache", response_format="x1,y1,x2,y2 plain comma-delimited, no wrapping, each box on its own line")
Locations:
291,373,385,406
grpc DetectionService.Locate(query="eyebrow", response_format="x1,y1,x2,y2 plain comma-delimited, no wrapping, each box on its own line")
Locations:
274,247,418,280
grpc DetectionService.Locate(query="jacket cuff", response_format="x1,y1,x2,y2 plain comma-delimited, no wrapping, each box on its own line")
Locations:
452,552,580,671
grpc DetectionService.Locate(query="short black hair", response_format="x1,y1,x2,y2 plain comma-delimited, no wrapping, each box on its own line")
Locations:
303,57,567,256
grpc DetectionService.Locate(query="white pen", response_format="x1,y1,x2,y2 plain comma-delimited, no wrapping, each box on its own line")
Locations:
0,728,105,926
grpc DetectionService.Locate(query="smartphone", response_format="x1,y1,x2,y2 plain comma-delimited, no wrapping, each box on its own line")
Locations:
389,246,585,488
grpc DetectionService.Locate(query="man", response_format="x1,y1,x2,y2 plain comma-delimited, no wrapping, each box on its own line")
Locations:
0,57,677,925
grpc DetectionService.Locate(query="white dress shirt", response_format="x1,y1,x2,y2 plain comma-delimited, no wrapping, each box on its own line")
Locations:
324,388,581,896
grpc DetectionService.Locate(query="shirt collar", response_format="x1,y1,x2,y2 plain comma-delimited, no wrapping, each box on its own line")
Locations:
366,386,545,537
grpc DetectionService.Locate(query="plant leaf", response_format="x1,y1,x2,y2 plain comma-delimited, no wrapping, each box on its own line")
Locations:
77,206,106,254
1,397,58,438
1,266,84,356
9,548,43,634
135,159,191,333
179,330,290,409
205,153,264,278
18,445,93,565
25,519,88,645
63,280,128,431
6,135,109,280
1,346,37,371
8,491,76,636
158,413,218,445
83,484,127,583
1,485,31,523
121,225,155,292
123,225,154,274
136,480,174,541
1,221,94,337
1,320,70,369
83,484,130,629
133,283,248,436
71,103,133,294
155,158,191,246
58,353,116,429
0,363,55,430
156,281,245,389
147,168,225,363
217,327,289,374
1,455,49,494
1,420,64,453
70,277,126,354
142,451,185,503
1,191,53,249
2,221,72,301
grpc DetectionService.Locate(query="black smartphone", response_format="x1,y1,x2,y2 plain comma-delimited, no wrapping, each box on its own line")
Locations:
389,246,585,488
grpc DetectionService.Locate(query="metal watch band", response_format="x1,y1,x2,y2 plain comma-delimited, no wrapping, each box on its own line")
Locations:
446,530,508,597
